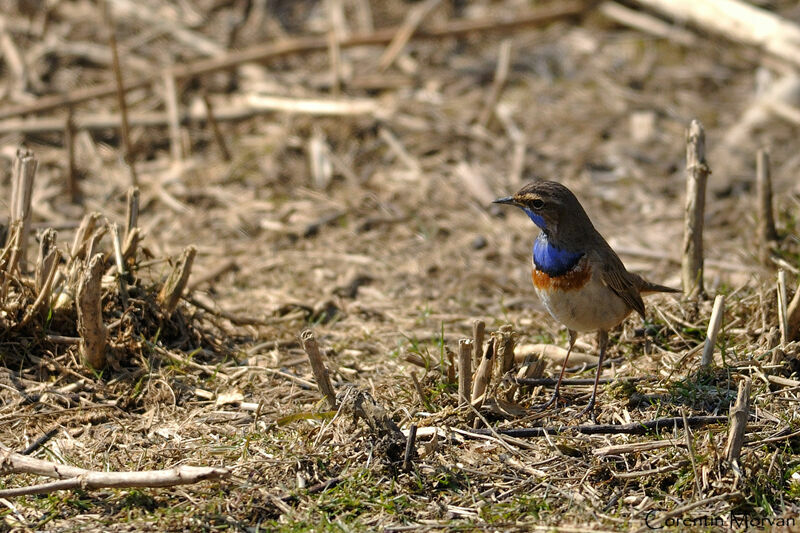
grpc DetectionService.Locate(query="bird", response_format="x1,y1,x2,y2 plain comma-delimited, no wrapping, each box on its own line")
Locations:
493,180,679,419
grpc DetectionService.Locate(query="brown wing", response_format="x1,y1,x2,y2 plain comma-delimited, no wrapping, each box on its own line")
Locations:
601,266,646,319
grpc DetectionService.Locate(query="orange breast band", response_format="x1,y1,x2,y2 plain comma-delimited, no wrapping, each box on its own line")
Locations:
532,264,591,291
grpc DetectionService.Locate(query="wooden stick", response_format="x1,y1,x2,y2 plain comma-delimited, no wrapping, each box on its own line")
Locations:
327,30,342,96
515,376,641,386
17,246,58,328
724,377,751,467
468,415,727,437
472,319,485,369
478,38,512,127
110,223,129,309
64,108,80,203
631,0,800,68
102,0,137,187
308,132,333,190
777,270,789,345
404,352,439,372
496,324,516,375
377,0,442,72
682,119,709,297
598,1,697,47
76,254,107,370
0,2,588,120
471,416,728,438
457,339,473,406
34,228,57,294
0,96,384,134
0,224,20,300
410,370,429,410
594,440,684,457
757,149,778,250
125,186,140,239
701,294,725,367
402,424,417,471
0,445,228,497
157,245,197,316
69,212,101,263
300,329,338,410
249,93,381,116
121,227,140,264
787,277,800,341
507,355,546,402
445,347,456,384
682,409,703,497
201,92,231,161
9,148,37,274
163,69,184,162
517,343,597,366
84,228,106,267
471,337,495,405
0,16,26,96
19,428,60,456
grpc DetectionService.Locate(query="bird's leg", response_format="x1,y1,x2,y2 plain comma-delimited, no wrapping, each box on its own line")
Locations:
535,329,577,410
578,329,608,422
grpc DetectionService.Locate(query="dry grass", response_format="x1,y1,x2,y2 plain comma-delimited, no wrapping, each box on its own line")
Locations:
2,0,800,530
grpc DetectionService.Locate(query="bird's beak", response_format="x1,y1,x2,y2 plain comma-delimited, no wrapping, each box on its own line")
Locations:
492,196,516,206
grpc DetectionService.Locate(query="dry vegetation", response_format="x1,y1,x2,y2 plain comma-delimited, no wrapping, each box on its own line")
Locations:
2,0,800,530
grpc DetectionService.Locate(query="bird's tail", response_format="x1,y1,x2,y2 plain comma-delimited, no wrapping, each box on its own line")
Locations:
638,278,681,295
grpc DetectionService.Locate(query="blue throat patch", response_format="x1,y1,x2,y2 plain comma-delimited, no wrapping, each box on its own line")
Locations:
533,233,583,277
521,207,546,230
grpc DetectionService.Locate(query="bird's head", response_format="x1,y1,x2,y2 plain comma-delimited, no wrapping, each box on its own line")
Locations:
493,180,583,236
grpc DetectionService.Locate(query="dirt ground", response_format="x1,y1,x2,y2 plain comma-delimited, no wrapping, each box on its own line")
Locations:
2,0,800,531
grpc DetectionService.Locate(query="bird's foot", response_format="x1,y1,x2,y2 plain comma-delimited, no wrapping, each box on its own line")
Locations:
577,399,597,423
533,391,561,411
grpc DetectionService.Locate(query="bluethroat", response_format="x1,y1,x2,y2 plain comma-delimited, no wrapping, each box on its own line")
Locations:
494,180,679,419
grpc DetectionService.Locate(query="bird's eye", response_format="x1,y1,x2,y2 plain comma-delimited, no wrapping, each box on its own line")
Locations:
531,199,545,209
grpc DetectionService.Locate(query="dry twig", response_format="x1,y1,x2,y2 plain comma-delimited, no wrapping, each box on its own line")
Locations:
472,319,485,369
300,330,337,410
756,149,778,253
377,0,442,72
478,39,513,127
632,0,800,68
724,377,751,466
158,245,197,316
76,254,107,370
471,337,495,406
101,0,137,186
201,92,231,161
777,270,789,345
682,119,709,297
701,294,725,367
0,444,229,497
788,277,800,341
470,415,727,438
457,339,472,406
9,148,37,274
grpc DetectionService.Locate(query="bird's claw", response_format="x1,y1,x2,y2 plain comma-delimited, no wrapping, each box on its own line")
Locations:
577,400,597,423
533,392,561,411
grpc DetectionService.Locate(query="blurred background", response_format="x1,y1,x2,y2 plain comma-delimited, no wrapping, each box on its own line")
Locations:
1,1,797,337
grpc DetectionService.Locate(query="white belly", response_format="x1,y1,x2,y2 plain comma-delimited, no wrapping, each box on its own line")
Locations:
536,278,631,332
